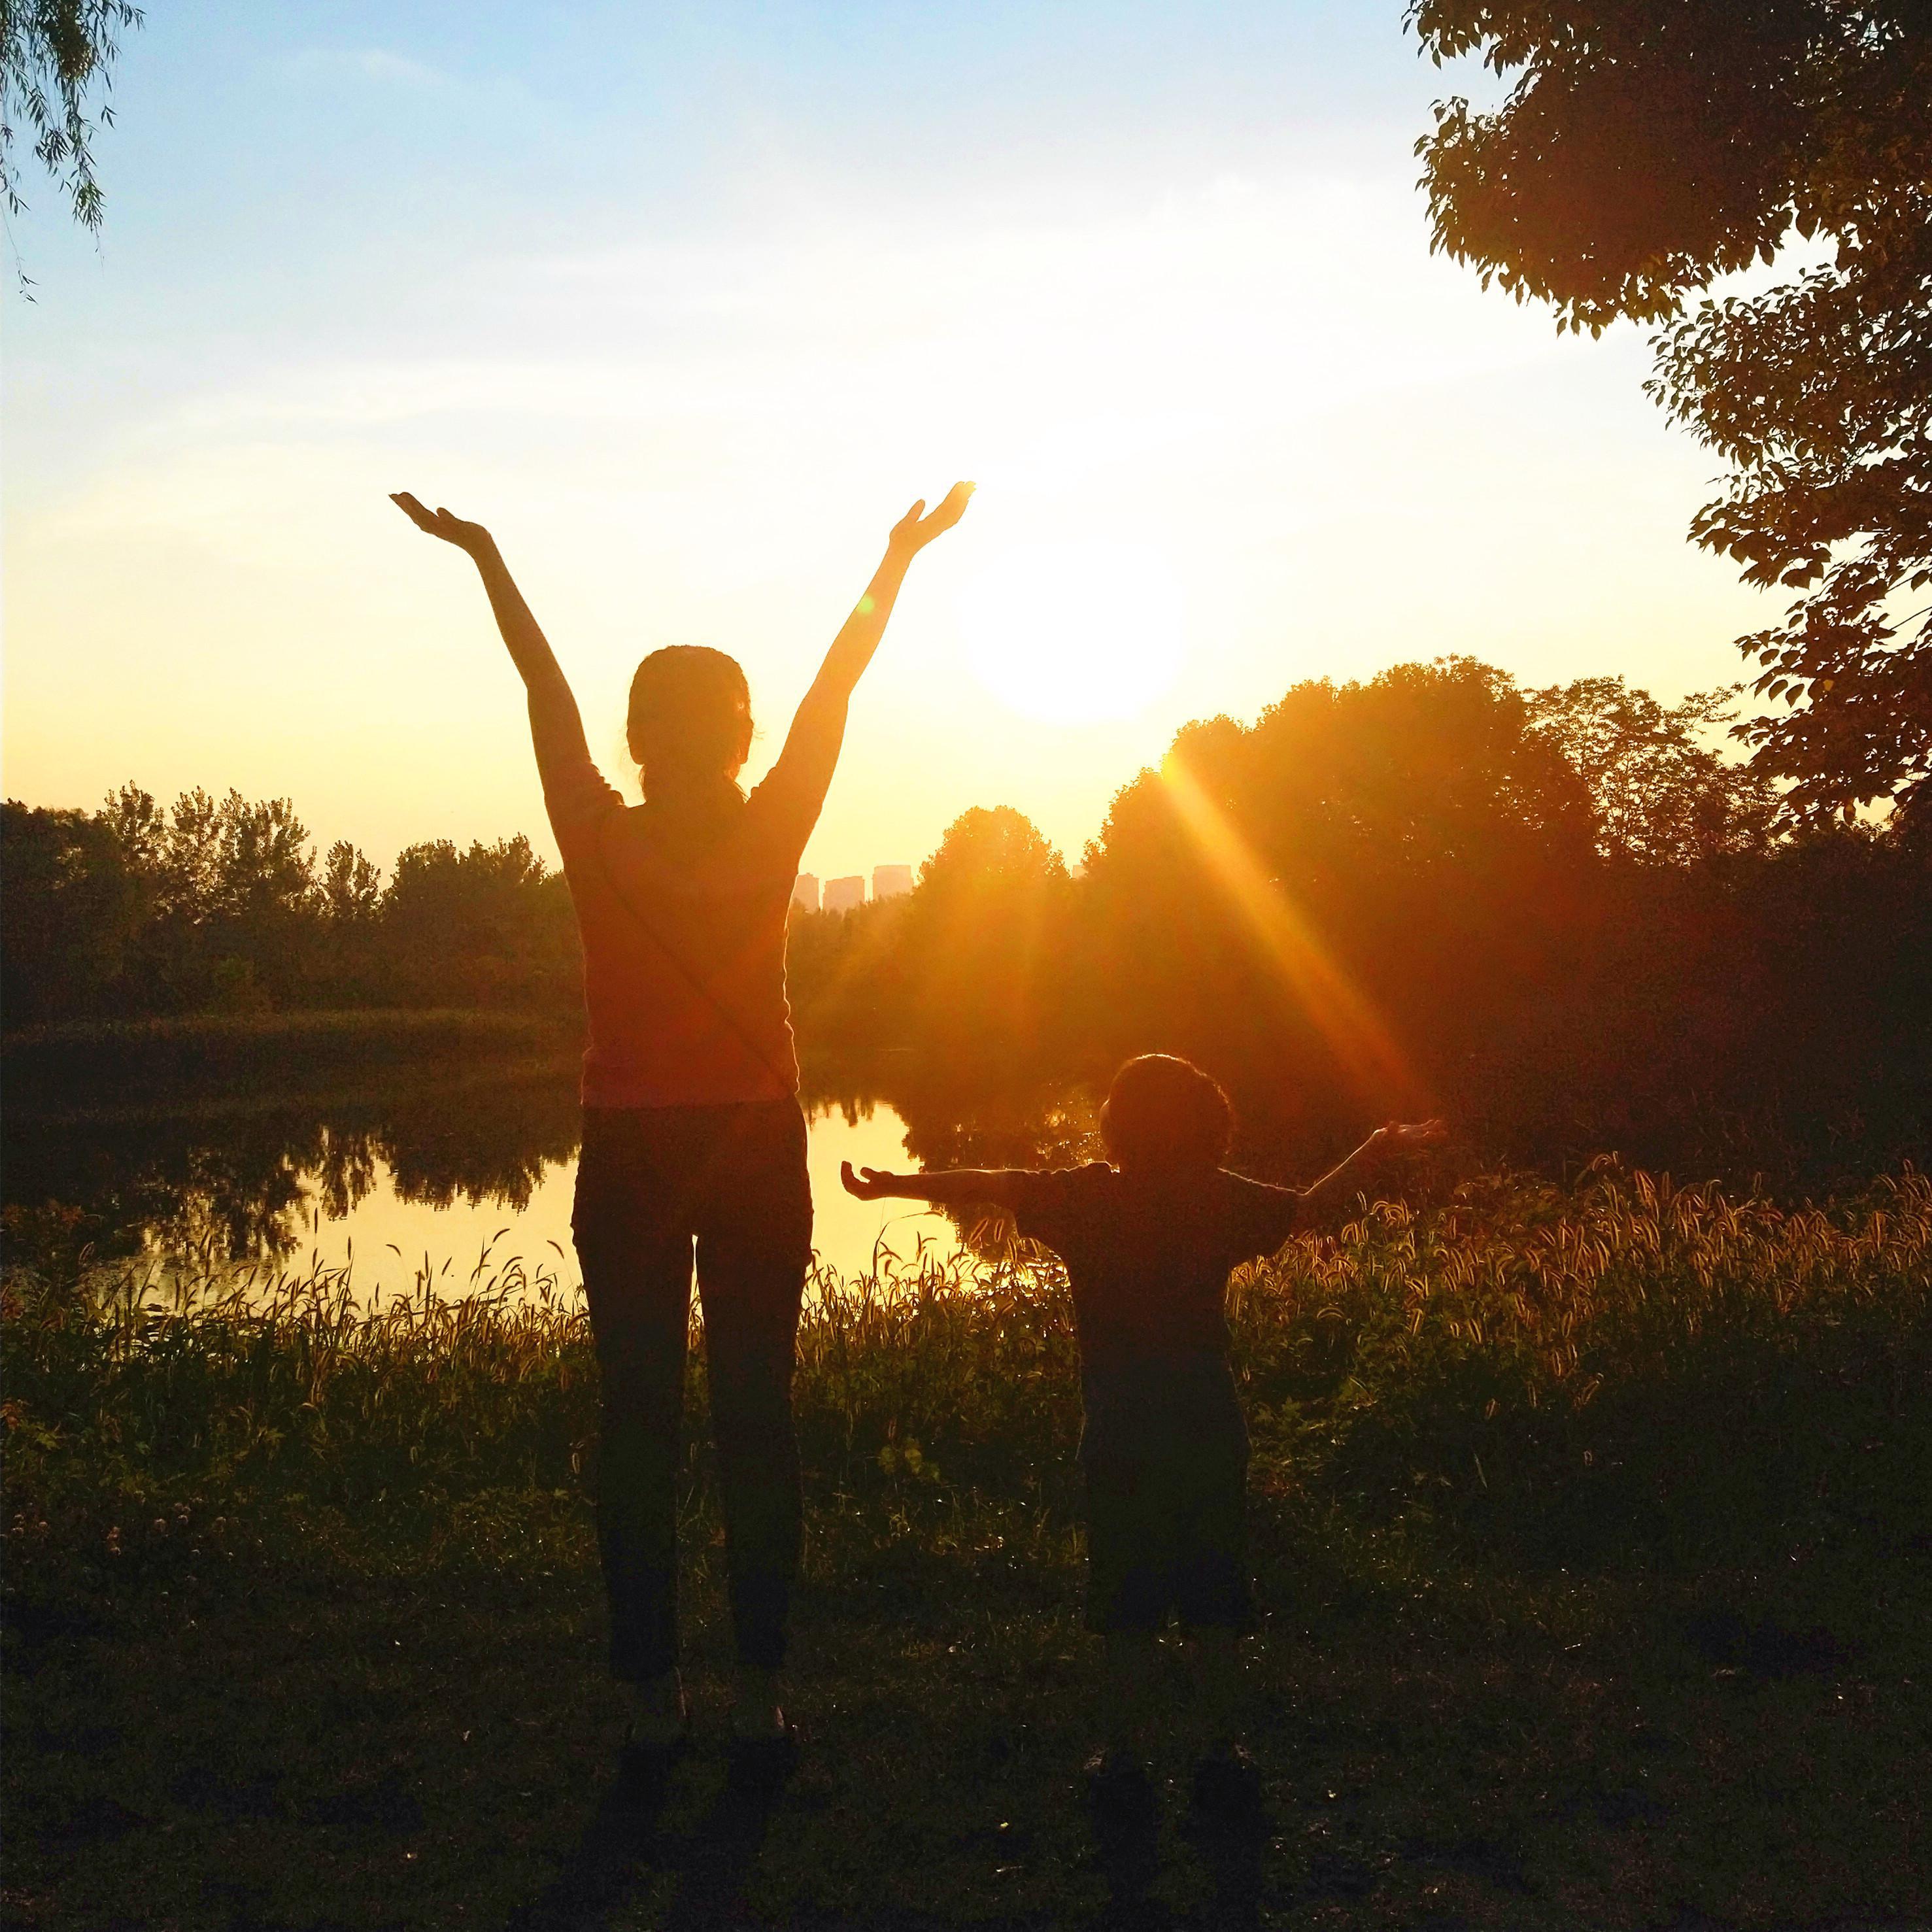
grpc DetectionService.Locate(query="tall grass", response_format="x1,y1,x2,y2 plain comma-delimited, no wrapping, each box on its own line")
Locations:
6,1164,1928,1578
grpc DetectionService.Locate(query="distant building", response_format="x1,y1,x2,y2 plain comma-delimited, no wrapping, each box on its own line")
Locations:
872,864,914,901
822,875,866,914
790,873,820,915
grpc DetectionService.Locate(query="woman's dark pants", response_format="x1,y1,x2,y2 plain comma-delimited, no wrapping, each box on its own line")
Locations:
572,1099,812,1683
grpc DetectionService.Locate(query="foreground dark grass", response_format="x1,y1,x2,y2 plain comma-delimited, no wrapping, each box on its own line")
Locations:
6,1166,1931,1930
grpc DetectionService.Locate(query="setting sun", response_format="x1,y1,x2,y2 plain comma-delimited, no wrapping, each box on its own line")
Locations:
955,539,1187,724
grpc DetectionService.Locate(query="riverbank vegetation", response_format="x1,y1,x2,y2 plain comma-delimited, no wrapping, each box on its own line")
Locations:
1,1009,581,1100
7,1164,1928,1928
9,660,1928,1185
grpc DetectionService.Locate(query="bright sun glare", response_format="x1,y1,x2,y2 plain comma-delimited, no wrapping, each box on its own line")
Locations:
955,541,1187,724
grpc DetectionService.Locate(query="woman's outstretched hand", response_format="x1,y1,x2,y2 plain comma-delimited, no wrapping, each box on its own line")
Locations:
841,1161,900,1200
391,492,494,558
1374,1119,1449,1151
889,483,974,556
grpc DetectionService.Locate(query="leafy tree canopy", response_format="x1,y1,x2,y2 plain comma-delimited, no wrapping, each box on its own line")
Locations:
1410,0,1932,821
889,807,1072,1060
1525,676,1776,866
2,1,143,234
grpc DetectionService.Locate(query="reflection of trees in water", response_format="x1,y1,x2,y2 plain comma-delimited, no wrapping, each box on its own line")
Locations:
887,1071,1100,1176
168,1130,326,1264
3,1073,582,1267
800,1087,880,1131
309,1126,380,1224
815,1064,1104,1260
376,1081,577,1210
10,1060,1113,1274
802,1057,1102,1175
796,1066,885,1136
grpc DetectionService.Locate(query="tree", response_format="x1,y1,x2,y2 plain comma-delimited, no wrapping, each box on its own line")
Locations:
1525,677,1776,866
381,836,578,1008
1079,658,1601,1123
320,840,382,924
2,1,143,235
97,785,324,1009
1,798,139,1023
1410,1,1932,819
887,807,1072,1064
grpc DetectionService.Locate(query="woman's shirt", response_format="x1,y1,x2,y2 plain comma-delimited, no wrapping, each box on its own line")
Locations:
532,688,845,1110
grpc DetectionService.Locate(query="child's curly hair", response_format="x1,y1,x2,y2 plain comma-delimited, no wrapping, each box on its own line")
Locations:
1100,1054,1234,1173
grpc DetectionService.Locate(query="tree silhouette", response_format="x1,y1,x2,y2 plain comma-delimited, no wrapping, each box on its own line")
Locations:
886,806,1073,1068
0,800,138,1023
1525,677,1775,866
2,2,143,240
1410,0,1932,820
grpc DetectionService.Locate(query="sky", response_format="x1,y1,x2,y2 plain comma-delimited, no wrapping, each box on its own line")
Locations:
2,0,1786,884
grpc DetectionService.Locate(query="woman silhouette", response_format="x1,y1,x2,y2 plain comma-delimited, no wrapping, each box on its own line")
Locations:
394,483,972,1759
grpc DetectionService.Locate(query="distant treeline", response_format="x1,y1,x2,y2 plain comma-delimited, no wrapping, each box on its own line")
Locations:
7,657,1928,1174
3,786,581,1019
790,660,1931,1177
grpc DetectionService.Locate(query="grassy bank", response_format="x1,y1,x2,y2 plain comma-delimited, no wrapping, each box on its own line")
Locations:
5,1166,1930,1929
1,1010,583,1110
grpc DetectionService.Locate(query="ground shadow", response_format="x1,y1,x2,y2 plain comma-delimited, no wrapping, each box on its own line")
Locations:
507,1746,792,1932
505,1756,674,1932
1185,1808,1264,1931
1090,1798,1168,1931
658,1749,792,1931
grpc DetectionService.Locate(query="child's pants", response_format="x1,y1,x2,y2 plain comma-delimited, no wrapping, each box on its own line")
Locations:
1080,1356,1253,1634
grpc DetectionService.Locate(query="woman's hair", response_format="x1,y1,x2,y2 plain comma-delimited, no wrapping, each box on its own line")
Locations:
1100,1053,1234,1173
626,645,754,799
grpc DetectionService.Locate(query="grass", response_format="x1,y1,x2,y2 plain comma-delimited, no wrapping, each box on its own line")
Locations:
5,1163,1931,1930
2,1009,583,1108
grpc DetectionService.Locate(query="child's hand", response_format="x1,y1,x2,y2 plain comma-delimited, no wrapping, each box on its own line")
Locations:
1377,1119,1448,1151
841,1161,899,1200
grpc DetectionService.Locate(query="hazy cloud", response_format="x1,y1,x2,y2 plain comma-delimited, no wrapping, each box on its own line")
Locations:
286,47,454,89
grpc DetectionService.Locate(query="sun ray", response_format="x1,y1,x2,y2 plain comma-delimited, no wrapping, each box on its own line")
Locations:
1159,757,1428,1113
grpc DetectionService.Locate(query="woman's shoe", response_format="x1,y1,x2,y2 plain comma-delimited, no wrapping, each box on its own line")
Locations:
618,1676,691,1778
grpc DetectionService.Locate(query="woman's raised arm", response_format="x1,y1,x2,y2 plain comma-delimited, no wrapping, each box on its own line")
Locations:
391,493,602,805
763,484,973,807
809,484,974,706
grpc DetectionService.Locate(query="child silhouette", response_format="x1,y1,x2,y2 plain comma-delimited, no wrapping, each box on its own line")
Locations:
844,1053,1444,1823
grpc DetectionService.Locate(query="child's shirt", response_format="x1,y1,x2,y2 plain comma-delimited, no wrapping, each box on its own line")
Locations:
1004,1163,1303,1381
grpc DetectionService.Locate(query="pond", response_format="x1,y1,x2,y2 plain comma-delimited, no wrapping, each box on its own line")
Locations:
1,1064,1102,1297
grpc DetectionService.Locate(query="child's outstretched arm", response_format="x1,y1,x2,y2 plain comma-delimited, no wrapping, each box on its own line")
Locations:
841,1161,1021,1211
1298,1119,1447,1215
764,486,974,807
390,494,592,796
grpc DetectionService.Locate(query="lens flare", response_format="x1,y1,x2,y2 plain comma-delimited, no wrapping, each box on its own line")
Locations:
1160,756,1427,1113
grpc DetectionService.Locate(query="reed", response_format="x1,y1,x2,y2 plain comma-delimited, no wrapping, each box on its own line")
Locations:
7,1162,1927,1571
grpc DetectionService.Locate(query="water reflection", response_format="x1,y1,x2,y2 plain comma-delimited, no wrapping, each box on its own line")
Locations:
1,1065,1102,1289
